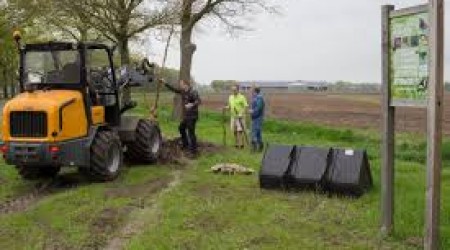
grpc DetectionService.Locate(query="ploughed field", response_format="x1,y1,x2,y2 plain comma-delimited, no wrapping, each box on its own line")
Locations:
201,92,450,135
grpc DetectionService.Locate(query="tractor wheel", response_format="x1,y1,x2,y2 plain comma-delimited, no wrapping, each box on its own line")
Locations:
16,166,60,180
82,130,123,182
125,119,162,164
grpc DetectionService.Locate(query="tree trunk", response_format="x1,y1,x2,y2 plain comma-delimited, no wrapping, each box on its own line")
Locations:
2,69,8,99
3,85,7,99
79,28,88,42
9,72,16,97
118,38,131,107
118,38,130,66
9,83,15,97
173,26,197,120
179,29,196,82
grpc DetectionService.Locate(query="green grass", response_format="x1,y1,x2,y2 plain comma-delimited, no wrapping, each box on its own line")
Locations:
124,106,450,249
0,92,449,249
0,166,175,249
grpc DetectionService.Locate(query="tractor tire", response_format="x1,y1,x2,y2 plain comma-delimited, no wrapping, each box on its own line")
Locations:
125,119,162,164
81,130,123,182
16,166,60,180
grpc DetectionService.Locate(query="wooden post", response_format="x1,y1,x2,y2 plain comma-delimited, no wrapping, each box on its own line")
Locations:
425,0,444,249
381,4,395,235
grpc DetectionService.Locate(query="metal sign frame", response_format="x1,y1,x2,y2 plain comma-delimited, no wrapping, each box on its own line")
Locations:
381,1,444,249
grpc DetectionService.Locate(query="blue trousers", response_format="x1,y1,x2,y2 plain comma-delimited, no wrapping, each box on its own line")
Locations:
251,118,263,145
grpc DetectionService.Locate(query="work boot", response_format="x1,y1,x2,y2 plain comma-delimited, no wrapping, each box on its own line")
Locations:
251,142,257,153
179,141,189,151
186,150,199,159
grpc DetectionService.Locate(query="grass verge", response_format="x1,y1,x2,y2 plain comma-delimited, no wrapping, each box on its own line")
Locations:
0,93,448,249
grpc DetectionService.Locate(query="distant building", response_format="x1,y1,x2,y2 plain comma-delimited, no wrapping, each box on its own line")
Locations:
237,80,330,92
288,81,329,92
217,80,381,93
238,81,291,91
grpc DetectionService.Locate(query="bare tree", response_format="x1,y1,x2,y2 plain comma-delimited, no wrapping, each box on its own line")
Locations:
57,0,175,66
172,0,276,119
1,0,39,28
0,0,39,98
29,0,97,42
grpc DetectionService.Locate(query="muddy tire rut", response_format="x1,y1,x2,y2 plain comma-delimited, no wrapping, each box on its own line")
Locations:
0,173,86,215
0,139,219,216
104,170,182,250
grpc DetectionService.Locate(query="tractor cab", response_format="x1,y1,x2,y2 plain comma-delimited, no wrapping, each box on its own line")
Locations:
20,42,123,126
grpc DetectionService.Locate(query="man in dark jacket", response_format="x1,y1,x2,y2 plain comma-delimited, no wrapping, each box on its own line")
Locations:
249,87,265,152
164,80,201,156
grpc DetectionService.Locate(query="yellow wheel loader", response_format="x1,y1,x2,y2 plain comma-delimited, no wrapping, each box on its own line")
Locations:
0,41,162,181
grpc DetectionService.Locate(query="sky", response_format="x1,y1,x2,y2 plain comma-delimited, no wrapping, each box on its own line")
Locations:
145,0,449,85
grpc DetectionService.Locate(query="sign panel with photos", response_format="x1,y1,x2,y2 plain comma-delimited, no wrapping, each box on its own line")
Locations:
390,11,429,106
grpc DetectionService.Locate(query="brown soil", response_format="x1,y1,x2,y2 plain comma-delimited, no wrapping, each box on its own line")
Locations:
82,174,178,249
104,170,182,250
105,176,171,200
158,138,186,165
192,183,226,198
91,208,126,233
245,235,279,247
405,237,423,248
183,213,228,232
81,207,133,250
158,138,223,165
0,173,87,215
39,223,75,250
201,93,445,135
199,141,224,154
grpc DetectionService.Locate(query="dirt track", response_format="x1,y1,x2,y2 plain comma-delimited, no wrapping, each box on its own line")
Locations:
0,174,85,214
201,92,447,135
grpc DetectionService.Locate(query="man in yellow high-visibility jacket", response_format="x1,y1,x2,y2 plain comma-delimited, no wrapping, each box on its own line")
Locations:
225,85,248,149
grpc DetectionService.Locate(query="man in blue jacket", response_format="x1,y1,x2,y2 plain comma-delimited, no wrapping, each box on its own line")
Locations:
249,86,265,152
